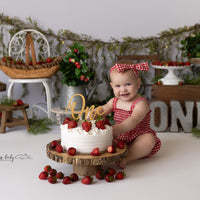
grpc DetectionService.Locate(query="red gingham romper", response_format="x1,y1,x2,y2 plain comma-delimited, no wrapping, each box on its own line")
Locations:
113,97,161,157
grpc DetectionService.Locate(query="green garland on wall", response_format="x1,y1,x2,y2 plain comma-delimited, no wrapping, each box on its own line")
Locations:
0,13,200,103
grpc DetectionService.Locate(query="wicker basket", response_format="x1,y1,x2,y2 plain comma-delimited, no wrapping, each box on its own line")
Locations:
0,32,61,79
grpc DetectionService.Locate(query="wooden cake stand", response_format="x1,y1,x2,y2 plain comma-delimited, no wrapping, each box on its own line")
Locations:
46,139,128,176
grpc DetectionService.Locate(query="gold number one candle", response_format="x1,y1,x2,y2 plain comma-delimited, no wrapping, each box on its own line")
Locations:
65,94,106,120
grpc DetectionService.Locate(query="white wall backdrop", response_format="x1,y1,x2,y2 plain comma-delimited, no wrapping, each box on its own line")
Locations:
1,0,200,41
0,0,200,117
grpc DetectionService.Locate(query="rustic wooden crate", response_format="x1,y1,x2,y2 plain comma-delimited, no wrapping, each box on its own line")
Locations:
151,84,200,127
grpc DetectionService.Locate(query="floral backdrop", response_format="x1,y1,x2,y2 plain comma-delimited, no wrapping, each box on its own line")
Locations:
0,13,199,105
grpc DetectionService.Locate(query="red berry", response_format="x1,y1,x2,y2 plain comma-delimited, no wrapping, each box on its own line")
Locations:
84,78,89,83
56,172,64,179
105,174,114,182
62,117,71,124
106,168,116,176
117,140,125,149
74,48,78,53
115,171,126,180
17,99,23,106
51,140,58,148
44,165,52,172
76,64,81,69
68,120,77,129
107,145,115,153
96,120,105,129
69,173,79,182
12,100,18,107
62,176,72,184
82,121,92,132
46,57,52,63
75,61,79,66
49,169,57,176
103,118,111,126
81,176,93,185
39,171,48,180
68,147,76,156
96,169,105,180
55,144,63,153
48,176,57,184
91,147,100,156
80,75,85,81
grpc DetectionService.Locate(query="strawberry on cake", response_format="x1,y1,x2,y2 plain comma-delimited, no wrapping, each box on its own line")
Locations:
61,118,113,154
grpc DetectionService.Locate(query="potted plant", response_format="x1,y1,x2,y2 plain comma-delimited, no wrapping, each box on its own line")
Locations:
59,43,94,109
181,33,200,76
181,33,200,58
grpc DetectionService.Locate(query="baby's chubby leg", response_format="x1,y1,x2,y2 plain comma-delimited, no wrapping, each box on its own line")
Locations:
118,133,156,169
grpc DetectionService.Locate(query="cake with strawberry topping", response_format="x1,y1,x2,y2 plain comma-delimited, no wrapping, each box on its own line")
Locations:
61,118,113,154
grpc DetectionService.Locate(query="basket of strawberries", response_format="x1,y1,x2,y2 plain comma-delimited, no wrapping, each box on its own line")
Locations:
0,32,62,79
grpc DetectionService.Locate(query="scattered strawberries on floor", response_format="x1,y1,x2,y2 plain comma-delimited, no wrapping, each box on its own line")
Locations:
62,176,72,184
81,176,93,185
38,165,126,185
39,171,48,180
115,171,126,180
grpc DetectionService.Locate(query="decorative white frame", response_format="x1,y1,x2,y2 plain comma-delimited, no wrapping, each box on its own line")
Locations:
8,29,50,61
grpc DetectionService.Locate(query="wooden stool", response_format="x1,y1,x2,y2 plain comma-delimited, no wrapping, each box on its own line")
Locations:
0,103,29,133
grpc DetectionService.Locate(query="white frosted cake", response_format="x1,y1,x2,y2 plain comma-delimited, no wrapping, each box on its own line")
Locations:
61,120,113,154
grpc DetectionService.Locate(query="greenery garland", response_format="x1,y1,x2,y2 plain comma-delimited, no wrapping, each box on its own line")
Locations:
0,12,200,104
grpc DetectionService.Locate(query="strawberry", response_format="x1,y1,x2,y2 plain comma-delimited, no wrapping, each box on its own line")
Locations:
68,147,76,156
49,169,57,176
116,171,126,180
63,176,72,184
157,81,162,85
91,147,100,156
84,78,89,83
117,140,125,149
96,120,105,129
56,172,64,179
48,175,57,184
185,61,191,66
44,165,51,172
55,144,63,153
68,120,77,129
103,118,111,126
106,168,116,176
179,81,183,85
82,121,92,132
107,145,115,153
96,169,105,180
3,56,7,62
51,140,58,148
69,173,79,182
46,57,52,63
62,117,71,125
74,48,78,53
38,171,48,180
80,75,85,81
81,176,93,184
17,99,23,106
105,174,114,182
12,100,18,107
76,64,81,69
75,61,79,66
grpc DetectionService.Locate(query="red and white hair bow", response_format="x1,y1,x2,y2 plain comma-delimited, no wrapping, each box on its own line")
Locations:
110,62,149,78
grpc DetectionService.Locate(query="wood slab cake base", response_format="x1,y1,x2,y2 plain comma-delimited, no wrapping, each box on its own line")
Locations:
46,139,128,176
